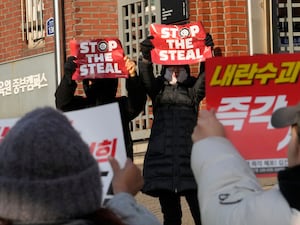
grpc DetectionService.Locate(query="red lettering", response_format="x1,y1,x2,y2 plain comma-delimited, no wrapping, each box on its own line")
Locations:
0,126,10,143
90,138,117,162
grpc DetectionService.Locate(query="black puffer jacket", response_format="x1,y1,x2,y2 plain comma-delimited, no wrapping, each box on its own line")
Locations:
55,75,147,160
138,59,206,196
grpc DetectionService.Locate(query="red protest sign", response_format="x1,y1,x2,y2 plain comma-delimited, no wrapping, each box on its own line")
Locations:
70,38,128,80
205,53,300,176
150,22,212,65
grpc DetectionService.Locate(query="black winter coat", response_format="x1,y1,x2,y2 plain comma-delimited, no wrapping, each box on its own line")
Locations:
55,75,147,160
138,59,206,197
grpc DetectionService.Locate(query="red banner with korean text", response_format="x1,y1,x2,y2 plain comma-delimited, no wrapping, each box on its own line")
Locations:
150,22,212,65
205,53,300,176
70,38,128,80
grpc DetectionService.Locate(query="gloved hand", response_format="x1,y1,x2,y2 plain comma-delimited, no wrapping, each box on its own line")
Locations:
199,61,206,74
140,36,154,61
64,56,77,84
205,33,214,48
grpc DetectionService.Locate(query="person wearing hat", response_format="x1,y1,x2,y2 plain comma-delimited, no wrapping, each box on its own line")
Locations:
190,106,300,225
0,107,161,225
137,33,214,225
55,56,147,161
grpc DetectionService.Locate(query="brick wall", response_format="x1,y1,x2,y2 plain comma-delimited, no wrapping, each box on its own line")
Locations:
64,0,119,96
0,0,249,63
189,0,249,57
0,0,54,63
1,0,249,97
0,0,119,64
64,0,119,57
64,0,249,57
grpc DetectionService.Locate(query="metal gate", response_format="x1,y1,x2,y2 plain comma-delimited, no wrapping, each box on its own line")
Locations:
273,0,300,53
117,0,160,141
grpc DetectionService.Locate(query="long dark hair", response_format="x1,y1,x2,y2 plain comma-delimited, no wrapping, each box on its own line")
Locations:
0,208,127,225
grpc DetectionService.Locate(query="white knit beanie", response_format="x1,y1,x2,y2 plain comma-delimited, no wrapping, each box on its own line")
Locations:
0,107,102,222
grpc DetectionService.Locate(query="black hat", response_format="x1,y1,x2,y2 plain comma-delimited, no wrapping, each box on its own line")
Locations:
271,103,300,128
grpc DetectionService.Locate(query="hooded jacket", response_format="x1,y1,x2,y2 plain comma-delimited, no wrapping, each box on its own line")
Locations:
138,59,205,196
55,75,147,160
191,136,300,225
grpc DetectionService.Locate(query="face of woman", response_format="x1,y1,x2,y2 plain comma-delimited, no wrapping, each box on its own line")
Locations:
164,66,188,84
83,78,118,104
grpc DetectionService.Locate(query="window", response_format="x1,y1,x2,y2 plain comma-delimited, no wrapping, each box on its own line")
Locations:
273,0,300,53
21,0,45,48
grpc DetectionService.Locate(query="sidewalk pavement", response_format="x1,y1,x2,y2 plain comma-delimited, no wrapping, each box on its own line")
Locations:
132,140,277,225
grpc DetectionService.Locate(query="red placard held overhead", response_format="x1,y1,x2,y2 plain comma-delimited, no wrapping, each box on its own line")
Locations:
150,22,212,65
70,38,128,80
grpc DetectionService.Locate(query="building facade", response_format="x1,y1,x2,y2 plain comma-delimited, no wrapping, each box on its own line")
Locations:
0,0,299,139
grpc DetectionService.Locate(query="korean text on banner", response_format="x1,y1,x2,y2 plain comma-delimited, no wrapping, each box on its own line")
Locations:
205,53,300,176
70,38,128,80
150,22,212,65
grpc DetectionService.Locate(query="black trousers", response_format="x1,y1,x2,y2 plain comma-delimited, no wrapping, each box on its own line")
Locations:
158,190,201,225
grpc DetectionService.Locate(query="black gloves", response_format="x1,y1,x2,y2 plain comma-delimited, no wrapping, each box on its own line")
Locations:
64,56,77,84
140,36,154,61
205,33,214,48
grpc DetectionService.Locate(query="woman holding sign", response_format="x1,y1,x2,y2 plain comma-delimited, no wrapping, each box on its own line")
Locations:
138,28,214,225
55,54,146,161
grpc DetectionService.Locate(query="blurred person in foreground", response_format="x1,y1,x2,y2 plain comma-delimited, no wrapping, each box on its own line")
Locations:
55,56,147,160
191,105,300,225
0,107,162,225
